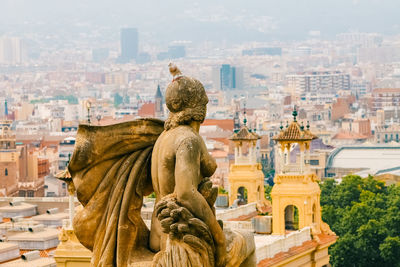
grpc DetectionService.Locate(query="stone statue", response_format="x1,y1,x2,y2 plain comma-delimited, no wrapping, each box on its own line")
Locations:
67,64,255,267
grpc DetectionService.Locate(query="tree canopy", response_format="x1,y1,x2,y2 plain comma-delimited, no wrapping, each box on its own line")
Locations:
320,175,400,267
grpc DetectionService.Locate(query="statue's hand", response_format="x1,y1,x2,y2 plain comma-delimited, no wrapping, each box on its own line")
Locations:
198,178,218,209
154,195,218,267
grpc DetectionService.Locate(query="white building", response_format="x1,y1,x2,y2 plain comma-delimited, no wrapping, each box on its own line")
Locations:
286,71,350,95
326,144,400,178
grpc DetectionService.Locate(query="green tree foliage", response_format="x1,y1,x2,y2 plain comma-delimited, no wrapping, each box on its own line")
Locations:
320,175,400,267
264,184,273,201
218,187,228,195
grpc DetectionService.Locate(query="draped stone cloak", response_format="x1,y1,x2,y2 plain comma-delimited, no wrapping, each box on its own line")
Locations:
68,119,164,267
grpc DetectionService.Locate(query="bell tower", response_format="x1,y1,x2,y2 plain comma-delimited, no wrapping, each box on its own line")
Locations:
155,84,164,118
228,117,266,206
271,108,325,235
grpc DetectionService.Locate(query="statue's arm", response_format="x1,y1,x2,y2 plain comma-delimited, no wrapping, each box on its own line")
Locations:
174,137,226,266
200,140,217,177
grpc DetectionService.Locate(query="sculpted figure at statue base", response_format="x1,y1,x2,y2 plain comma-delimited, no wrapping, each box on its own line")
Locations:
67,64,255,267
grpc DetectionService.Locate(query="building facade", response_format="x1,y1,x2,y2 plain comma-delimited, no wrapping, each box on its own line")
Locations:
371,88,400,111
286,71,350,95
120,28,138,63
213,64,244,91
0,122,19,196
228,123,266,206
0,36,27,65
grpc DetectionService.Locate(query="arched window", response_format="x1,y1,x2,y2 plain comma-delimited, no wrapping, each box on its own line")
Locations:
237,186,248,205
284,205,299,231
5,168,8,176
312,204,316,223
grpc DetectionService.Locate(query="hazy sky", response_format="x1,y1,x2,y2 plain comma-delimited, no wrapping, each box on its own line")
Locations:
0,0,399,44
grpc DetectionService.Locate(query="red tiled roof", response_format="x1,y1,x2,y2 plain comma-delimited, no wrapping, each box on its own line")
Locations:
372,88,400,94
332,131,368,140
257,234,337,267
208,137,230,146
211,150,228,158
203,119,234,131
315,233,338,245
138,103,155,117
258,240,316,266
228,211,258,221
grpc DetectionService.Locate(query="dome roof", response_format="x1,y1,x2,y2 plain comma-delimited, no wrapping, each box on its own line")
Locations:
273,121,318,141
230,126,260,141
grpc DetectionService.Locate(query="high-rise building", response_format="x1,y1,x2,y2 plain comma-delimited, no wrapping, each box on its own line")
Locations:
4,100,8,116
120,28,138,63
213,64,244,91
168,45,186,59
0,98,5,118
371,88,400,112
336,32,382,48
286,71,350,95
0,36,27,65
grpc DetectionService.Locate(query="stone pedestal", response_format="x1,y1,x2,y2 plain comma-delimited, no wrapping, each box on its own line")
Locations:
54,228,92,267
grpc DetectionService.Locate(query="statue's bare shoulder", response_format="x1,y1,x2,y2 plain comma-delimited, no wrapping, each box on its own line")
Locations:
152,125,207,195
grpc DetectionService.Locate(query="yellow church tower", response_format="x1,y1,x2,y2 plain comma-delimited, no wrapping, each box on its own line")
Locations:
271,108,327,235
228,118,266,206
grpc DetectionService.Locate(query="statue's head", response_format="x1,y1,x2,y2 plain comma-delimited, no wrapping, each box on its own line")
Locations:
165,64,208,130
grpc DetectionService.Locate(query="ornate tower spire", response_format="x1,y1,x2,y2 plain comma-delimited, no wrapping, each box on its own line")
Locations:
243,102,247,126
270,112,334,237
292,105,298,122
155,84,164,118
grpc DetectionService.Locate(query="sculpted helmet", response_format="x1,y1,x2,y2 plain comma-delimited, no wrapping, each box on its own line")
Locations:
164,64,209,130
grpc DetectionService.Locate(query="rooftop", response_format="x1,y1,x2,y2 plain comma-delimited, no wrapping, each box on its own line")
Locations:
1,256,56,267
31,212,69,221
0,242,19,253
273,108,318,142
327,144,400,174
0,202,37,213
8,228,59,242
333,131,368,140
258,233,337,267
372,88,400,94
230,126,260,141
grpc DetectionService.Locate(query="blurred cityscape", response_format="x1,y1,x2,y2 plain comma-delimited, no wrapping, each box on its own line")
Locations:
1,1,400,266
2,28,400,197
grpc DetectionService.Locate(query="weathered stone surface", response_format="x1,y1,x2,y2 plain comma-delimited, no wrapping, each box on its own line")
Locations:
67,64,255,267
151,194,255,267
